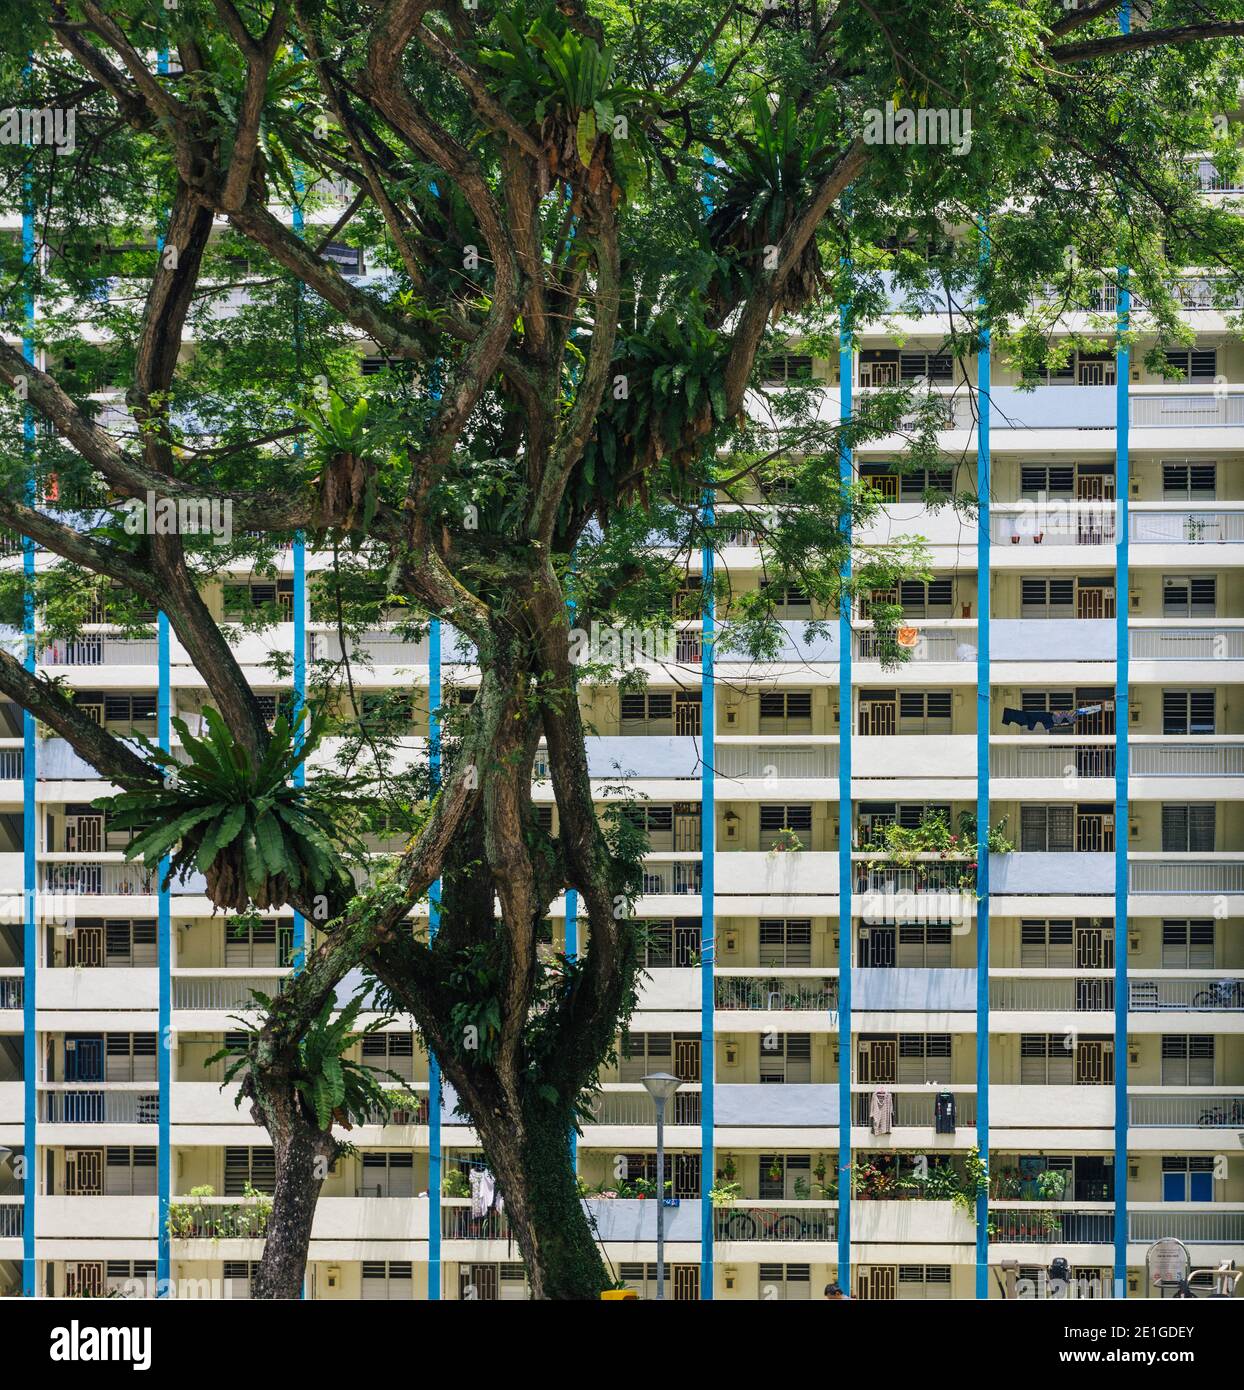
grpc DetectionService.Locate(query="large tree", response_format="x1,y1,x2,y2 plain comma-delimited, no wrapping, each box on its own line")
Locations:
0,0,1242,1298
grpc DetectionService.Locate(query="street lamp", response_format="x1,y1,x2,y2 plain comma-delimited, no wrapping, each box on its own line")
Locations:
642,1072,682,1301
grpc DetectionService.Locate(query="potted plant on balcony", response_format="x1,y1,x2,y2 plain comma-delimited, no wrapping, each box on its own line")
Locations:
442,1169,471,1198
1036,1167,1069,1203
768,827,804,855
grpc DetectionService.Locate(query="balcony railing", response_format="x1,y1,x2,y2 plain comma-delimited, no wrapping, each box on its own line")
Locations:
713,744,838,779
1129,743,1244,777
1130,510,1244,544
716,976,838,1011
0,978,21,1009
1128,1094,1244,1127
1130,393,1244,428
39,1088,159,1124
990,744,1114,779
42,862,157,895
855,861,977,895
992,506,1116,546
442,1200,510,1241
990,1206,1112,1244
168,1196,270,1240
586,1089,702,1126
639,860,702,895
1128,858,1244,894
172,975,287,1010
40,636,159,666
714,1203,837,1242
991,978,1114,1011
0,749,22,779
0,1202,23,1238
851,1090,978,1127
1128,977,1244,1011
1129,1210,1244,1244
854,626,976,662
311,631,428,664
1130,627,1244,660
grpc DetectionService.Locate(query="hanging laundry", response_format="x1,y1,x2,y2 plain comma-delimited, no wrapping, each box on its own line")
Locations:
1002,707,1058,732
869,1087,893,1136
934,1090,957,1134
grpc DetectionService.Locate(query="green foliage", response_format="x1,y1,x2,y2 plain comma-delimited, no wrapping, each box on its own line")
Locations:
97,706,351,911
208,989,407,1132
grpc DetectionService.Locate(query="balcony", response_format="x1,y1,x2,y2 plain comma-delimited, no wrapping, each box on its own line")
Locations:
1129,741,1244,777
991,975,1244,1013
1130,508,1244,544
992,504,1116,547
853,625,977,663
583,1087,703,1127
990,742,1114,780
1131,624,1244,660
850,1089,978,1127
1128,855,1244,894
715,1202,837,1244
990,852,1113,896
0,975,21,1009
853,968,976,1012
991,620,1115,661
715,974,838,1012
172,973,287,1011
0,1200,23,1238
990,1205,1113,1245
39,1085,159,1124
1128,1093,1244,1128
1130,390,1244,429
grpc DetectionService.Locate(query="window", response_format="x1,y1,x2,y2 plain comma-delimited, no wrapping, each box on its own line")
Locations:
224,1147,276,1196
899,578,953,617
897,921,952,968
1020,805,1074,853
898,1265,952,1301
102,693,157,727
619,691,673,731
900,465,952,499
638,920,700,969
1160,1035,1214,1086
758,1155,811,1201
1160,803,1215,852
105,1033,157,1083
1162,348,1217,380
1021,577,1073,617
224,579,294,615
1162,1157,1215,1203
759,919,812,968
1161,920,1215,969
898,1034,951,1084
899,351,953,384
761,582,811,618
1163,461,1216,499
105,1146,156,1196
362,1261,413,1300
758,1033,812,1083
1162,575,1216,618
759,804,812,849
1021,464,1075,499
361,1031,416,1080
322,241,363,275
225,917,292,968
223,1261,259,1299
758,690,812,733
360,1151,414,1198
621,1152,701,1199
758,1264,811,1301
1021,920,1074,968
898,690,952,734
99,919,156,967
104,1261,156,1297
761,353,814,385
1162,690,1215,736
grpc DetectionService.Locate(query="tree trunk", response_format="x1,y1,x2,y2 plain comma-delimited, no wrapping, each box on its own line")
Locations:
250,1093,338,1300
473,1102,608,1300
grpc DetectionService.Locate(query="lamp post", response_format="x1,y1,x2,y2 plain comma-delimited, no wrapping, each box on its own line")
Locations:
642,1072,682,1300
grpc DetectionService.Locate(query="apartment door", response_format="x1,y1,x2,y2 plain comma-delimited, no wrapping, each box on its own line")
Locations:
1076,472,1113,502
65,1262,105,1298
1075,582,1113,620
1076,807,1114,852
460,1265,499,1301
66,1149,104,1196
65,813,104,854
1075,922,1113,969
64,1035,104,1082
858,1037,898,1084
1075,689,1116,736
66,923,104,968
673,806,700,852
1076,1040,1114,1085
859,691,897,736
672,1265,700,1301
856,1266,898,1300
859,926,897,968
673,1039,701,1082
674,693,701,737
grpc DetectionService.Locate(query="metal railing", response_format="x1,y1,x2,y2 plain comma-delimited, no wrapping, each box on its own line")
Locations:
715,1203,837,1242
442,1201,511,1241
172,976,287,1010
42,863,157,895
0,978,21,1009
851,1091,977,1127
1129,1211,1244,1243
40,637,159,666
854,628,976,662
312,631,428,664
0,1203,22,1238
1130,395,1244,428
713,744,838,779
716,977,838,1011
992,508,1116,546
639,861,702,895
167,1197,271,1240
990,1208,1113,1244
0,749,22,779
1128,1094,1244,1128
1130,627,1244,660
585,1090,703,1126
1128,860,1244,894
991,979,1115,1011
1128,978,1244,1011
1130,510,1244,544
1171,275,1244,308
990,745,1115,778
1129,744,1244,776
855,862,977,895
39,1089,160,1124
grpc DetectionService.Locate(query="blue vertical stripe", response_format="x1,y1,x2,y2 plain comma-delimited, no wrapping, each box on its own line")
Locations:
836,301,853,1290
1113,0,1132,1298
157,614,172,1292
1114,265,1131,1296
699,497,715,1299
291,533,306,971
974,227,991,1298
21,145,36,1298
565,887,578,1170
427,618,442,1299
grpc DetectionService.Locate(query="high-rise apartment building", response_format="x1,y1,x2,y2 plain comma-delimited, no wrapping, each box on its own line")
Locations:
1,169,1242,1303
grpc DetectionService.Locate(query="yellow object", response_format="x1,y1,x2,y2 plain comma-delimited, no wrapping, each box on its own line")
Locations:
601,1289,637,1300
